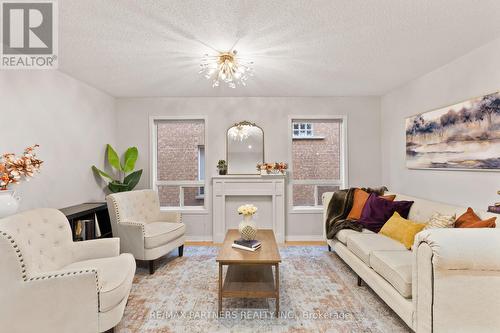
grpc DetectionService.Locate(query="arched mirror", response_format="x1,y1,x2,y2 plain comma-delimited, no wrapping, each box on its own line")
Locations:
226,121,264,174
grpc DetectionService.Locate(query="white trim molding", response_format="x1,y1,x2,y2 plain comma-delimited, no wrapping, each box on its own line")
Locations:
149,115,210,210
287,115,348,211
212,175,286,243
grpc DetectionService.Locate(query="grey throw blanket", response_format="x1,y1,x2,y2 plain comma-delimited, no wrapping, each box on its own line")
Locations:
325,186,388,239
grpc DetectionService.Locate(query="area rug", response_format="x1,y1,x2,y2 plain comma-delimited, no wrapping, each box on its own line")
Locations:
117,246,411,333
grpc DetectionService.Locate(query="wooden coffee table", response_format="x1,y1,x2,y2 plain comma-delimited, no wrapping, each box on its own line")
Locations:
216,229,281,316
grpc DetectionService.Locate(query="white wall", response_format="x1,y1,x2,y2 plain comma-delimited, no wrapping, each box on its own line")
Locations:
0,71,116,210
116,97,381,241
381,37,500,209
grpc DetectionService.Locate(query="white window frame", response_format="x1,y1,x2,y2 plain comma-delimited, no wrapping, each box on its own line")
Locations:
150,116,208,211
288,115,348,213
197,145,205,198
293,122,314,138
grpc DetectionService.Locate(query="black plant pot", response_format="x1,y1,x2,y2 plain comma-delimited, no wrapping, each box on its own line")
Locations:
218,168,227,175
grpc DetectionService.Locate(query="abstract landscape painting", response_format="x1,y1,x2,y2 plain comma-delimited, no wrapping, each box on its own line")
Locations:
406,91,500,170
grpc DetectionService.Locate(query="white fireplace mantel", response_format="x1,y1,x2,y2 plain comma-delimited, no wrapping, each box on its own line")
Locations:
212,175,286,243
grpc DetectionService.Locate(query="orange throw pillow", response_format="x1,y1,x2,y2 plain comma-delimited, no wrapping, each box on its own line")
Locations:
455,207,496,228
347,189,396,220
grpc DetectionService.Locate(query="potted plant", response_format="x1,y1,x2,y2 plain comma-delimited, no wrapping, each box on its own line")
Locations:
217,160,228,175
92,144,142,193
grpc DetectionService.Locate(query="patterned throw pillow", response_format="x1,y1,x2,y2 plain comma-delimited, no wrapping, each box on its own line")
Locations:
424,213,456,229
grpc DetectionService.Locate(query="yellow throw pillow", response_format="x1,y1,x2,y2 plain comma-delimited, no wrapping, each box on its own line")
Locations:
379,212,426,249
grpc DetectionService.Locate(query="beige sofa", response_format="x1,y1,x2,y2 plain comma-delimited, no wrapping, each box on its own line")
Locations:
106,189,186,274
323,192,500,333
0,208,135,333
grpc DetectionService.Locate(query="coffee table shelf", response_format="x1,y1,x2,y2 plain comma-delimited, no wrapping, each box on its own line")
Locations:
216,229,281,316
222,265,276,298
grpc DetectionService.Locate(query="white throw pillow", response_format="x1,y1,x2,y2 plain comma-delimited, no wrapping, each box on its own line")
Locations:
423,212,456,229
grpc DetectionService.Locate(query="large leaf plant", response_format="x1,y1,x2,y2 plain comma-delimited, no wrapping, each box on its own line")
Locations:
92,144,143,193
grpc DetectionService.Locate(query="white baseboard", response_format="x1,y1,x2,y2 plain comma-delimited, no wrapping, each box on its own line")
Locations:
186,235,213,242
186,235,325,242
285,235,325,242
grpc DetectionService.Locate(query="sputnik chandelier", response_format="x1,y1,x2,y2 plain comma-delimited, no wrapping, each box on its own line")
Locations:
199,50,254,88
228,124,250,141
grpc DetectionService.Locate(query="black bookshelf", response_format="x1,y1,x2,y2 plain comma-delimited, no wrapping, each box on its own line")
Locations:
60,203,113,241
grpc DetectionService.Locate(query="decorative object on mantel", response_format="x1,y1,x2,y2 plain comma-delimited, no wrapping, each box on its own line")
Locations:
488,190,500,214
92,144,143,193
199,49,254,88
237,204,258,240
257,162,288,175
405,91,500,170
0,144,43,218
217,160,228,175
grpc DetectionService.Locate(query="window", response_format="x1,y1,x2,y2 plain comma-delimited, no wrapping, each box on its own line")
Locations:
153,119,205,208
197,146,205,198
293,122,314,138
290,118,346,207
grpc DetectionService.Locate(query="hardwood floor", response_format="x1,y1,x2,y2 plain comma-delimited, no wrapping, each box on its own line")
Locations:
185,241,327,247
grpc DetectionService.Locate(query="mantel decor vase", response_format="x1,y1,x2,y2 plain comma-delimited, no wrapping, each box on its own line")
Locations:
0,190,20,218
238,215,257,240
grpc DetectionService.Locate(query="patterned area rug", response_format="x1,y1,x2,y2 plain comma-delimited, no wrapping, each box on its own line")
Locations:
117,246,411,333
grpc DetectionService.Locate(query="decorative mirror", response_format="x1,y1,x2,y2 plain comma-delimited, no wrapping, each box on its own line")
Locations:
226,121,264,174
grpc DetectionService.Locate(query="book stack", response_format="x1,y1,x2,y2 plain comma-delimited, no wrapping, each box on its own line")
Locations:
231,238,262,252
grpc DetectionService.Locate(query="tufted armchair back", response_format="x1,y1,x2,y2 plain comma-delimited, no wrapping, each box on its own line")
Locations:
107,189,162,226
0,208,74,277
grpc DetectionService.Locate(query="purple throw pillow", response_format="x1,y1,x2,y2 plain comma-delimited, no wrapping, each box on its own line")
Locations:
358,194,414,232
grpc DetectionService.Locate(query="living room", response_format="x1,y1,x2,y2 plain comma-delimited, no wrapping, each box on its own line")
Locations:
0,1,499,332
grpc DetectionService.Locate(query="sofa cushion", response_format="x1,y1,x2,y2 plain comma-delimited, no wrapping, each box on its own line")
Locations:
358,194,414,233
455,207,496,228
144,222,185,249
379,212,426,249
335,228,374,245
347,189,397,220
346,233,407,266
370,251,412,298
65,253,135,312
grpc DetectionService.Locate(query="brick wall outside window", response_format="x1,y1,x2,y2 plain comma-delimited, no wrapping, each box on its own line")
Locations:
156,120,205,207
292,121,341,206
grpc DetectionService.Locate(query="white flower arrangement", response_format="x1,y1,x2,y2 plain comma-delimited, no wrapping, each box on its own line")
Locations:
237,204,258,216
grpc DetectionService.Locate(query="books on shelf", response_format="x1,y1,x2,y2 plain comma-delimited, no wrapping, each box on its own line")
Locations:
232,238,262,252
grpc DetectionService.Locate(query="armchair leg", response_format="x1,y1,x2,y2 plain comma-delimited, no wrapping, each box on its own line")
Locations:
357,275,363,286
178,245,184,257
328,245,331,252
149,260,155,274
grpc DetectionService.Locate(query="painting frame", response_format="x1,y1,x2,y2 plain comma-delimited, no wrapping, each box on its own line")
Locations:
405,90,500,171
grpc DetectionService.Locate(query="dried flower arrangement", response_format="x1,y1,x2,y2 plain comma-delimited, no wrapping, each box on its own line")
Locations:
0,145,43,190
256,162,288,174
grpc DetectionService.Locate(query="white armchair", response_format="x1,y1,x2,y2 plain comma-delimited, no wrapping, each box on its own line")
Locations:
106,189,186,274
0,208,135,333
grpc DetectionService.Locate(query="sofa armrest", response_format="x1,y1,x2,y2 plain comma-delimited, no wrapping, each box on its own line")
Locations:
415,228,500,270
413,228,500,333
72,237,120,262
0,269,100,333
156,211,182,223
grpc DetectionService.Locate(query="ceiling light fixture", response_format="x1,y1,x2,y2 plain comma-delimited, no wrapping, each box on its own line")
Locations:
199,50,254,88
228,124,250,141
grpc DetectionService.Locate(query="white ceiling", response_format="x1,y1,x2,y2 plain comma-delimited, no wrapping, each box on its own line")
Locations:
59,0,500,97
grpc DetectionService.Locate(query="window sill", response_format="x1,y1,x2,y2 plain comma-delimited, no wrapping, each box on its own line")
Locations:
292,136,325,140
160,207,208,214
289,206,324,214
